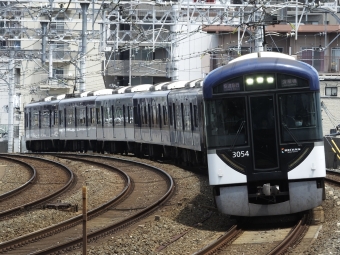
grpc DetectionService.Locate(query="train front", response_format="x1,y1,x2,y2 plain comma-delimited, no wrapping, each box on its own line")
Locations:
203,52,325,217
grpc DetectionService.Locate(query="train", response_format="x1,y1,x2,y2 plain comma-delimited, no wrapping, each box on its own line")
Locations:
24,52,326,217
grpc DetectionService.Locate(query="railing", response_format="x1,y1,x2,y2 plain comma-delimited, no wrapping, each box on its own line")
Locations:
103,60,168,77
211,53,340,75
296,55,340,74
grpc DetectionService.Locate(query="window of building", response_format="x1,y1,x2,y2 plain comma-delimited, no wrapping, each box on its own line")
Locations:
53,68,64,84
325,87,338,96
50,15,64,33
331,47,340,72
300,47,324,72
51,43,65,59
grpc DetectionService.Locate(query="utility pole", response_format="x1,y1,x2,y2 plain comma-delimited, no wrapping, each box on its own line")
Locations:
49,43,54,87
79,2,90,93
41,22,48,64
8,50,15,153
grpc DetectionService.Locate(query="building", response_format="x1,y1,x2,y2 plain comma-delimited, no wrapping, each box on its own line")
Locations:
1,0,340,152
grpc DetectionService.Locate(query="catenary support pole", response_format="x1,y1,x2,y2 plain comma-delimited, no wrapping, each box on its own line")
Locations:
80,2,89,93
8,50,15,153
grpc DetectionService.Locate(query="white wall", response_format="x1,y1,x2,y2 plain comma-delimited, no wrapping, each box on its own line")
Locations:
173,24,219,81
320,81,340,136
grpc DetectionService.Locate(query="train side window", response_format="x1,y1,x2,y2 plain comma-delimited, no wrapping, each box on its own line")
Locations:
144,105,147,125
85,107,88,127
123,105,126,126
176,104,182,130
89,107,92,125
158,104,162,128
79,108,86,126
49,110,52,127
127,106,130,124
75,108,77,127
130,105,133,124
163,105,168,126
184,104,191,131
41,110,49,128
78,108,82,125
67,108,73,126
59,110,63,126
181,103,185,131
194,105,198,128
108,106,112,124
103,106,111,124
96,108,101,125
140,104,145,125
101,106,104,126
111,105,115,126
65,109,69,126
137,105,141,127
134,104,139,127
150,104,154,126
152,105,159,127
148,104,151,127
115,107,123,126
54,110,58,126
39,111,41,128
190,103,194,131
127,106,131,124
173,103,177,130
169,105,173,126
33,111,37,127
25,113,28,128
28,112,31,128
64,109,66,127
152,104,157,127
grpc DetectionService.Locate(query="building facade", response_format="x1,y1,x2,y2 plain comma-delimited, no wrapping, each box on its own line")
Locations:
1,0,340,152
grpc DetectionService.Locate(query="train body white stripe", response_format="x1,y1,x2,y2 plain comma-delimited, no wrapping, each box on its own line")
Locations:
288,142,326,180
207,151,247,185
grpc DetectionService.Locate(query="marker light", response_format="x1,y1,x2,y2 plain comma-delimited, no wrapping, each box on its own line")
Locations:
246,78,254,85
267,77,274,83
256,77,264,84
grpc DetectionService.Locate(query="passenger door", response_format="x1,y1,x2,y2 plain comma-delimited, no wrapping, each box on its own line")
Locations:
249,95,279,171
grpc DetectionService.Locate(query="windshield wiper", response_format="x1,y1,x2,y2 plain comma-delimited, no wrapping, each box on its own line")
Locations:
281,122,302,147
231,120,245,150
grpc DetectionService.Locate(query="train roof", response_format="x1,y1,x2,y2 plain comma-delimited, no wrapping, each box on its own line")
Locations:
124,84,154,93
150,82,171,91
203,52,319,99
87,89,114,96
133,89,170,99
185,79,203,88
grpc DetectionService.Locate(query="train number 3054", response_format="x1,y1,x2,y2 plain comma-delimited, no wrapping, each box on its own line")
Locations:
232,151,250,158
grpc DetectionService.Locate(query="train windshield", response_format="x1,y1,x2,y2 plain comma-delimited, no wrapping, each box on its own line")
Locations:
205,97,247,148
279,92,323,142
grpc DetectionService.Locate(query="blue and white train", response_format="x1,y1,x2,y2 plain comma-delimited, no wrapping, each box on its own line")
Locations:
24,52,326,216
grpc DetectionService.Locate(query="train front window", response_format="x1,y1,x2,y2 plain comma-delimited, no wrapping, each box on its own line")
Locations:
279,93,322,142
206,97,247,148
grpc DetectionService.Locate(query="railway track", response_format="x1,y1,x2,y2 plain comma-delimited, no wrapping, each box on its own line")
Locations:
0,154,74,219
192,173,336,255
0,154,174,254
325,169,340,185
0,155,36,200
193,211,311,255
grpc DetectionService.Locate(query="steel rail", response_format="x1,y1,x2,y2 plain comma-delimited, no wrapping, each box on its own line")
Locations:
0,154,74,219
28,154,174,255
0,155,37,201
266,211,310,255
192,225,242,255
